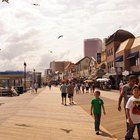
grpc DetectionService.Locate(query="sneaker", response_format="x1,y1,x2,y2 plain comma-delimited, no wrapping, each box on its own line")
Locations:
96,131,100,135
130,137,135,140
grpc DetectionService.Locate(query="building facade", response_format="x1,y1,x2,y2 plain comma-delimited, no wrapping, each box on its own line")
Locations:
75,56,91,78
105,29,135,74
84,38,102,61
50,61,70,73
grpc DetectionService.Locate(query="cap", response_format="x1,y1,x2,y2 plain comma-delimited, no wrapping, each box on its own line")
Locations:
132,85,140,90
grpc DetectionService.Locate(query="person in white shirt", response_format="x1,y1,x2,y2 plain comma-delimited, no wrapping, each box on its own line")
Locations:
125,85,140,140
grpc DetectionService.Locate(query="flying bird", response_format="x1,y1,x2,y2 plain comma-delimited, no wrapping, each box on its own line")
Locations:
49,50,53,53
33,3,40,6
60,129,72,133
58,35,63,39
2,0,9,3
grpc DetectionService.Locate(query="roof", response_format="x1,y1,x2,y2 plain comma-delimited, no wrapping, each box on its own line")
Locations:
116,38,134,54
65,63,75,70
105,29,135,45
0,71,24,75
75,56,90,65
131,36,140,49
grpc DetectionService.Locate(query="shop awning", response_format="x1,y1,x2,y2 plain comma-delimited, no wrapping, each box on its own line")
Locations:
127,52,139,59
115,56,123,62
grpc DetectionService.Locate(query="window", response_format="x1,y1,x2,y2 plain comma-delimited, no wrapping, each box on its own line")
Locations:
111,48,113,55
130,59,136,66
136,58,140,66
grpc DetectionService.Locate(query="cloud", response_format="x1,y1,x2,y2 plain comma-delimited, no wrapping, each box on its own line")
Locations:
0,0,140,72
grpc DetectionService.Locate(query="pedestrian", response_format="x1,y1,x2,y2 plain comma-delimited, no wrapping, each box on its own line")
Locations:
85,82,89,93
119,80,124,94
67,81,75,105
125,85,140,140
11,86,19,96
48,82,51,90
91,90,106,135
118,75,137,139
60,81,67,106
78,83,81,93
75,83,79,94
34,82,38,93
31,84,34,94
81,83,85,94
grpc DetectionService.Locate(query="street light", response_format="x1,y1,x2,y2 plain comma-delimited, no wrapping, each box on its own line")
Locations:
24,62,27,92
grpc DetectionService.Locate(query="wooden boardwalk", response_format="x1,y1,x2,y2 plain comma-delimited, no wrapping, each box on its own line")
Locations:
74,89,138,140
0,87,113,140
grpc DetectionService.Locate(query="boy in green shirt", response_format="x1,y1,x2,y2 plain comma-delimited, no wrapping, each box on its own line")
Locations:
91,91,106,135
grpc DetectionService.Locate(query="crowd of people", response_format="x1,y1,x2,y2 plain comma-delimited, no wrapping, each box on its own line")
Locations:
44,75,140,139
59,80,96,106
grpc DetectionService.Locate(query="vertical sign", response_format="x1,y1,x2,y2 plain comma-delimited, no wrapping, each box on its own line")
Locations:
97,53,101,64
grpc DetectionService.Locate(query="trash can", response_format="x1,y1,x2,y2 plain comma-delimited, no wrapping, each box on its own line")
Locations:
15,86,23,94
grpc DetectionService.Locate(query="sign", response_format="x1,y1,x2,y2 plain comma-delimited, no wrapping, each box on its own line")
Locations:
97,53,101,64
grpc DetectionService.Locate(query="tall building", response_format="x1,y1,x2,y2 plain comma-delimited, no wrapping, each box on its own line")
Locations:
84,38,102,61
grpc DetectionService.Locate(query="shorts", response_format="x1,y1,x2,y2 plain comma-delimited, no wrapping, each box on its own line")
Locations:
61,93,66,98
68,94,73,98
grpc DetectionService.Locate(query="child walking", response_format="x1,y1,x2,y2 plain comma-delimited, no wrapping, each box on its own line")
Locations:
91,91,106,135
125,85,140,140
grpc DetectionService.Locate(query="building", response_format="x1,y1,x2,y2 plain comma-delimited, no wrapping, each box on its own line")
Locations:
89,57,97,79
75,56,91,78
50,61,70,73
84,38,102,62
105,29,135,88
0,71,32,89
43,69,53,82
115,36,140,79
127,36,140,75
64,62,76,80
115,38,134,75
105,29,135,74
34,72,42,88
96,39,107,78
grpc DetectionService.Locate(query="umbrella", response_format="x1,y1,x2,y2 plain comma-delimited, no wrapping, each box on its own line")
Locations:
96,78,110,82
84,80,93,83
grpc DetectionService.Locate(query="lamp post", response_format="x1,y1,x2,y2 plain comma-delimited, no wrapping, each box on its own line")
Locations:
24,62,27,92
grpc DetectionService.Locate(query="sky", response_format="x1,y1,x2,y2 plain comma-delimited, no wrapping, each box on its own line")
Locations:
0,0,140,73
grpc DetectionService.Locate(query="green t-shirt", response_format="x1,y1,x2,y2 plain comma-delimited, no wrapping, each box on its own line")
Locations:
91,98,104,115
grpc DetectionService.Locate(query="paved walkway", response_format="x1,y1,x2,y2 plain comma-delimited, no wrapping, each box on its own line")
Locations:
0,87,114,140
74,89,138,140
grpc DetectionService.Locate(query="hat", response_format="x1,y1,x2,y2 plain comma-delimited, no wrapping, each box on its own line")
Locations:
132,85,140,90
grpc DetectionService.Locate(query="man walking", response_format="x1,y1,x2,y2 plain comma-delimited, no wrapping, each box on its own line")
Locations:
67,81,75,105
60,81,67,106
118,75,137,139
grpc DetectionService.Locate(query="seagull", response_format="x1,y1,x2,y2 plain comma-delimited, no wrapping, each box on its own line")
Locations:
33,3,40,6
49,50,53,53
2,0,9,3
58,35,63,39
